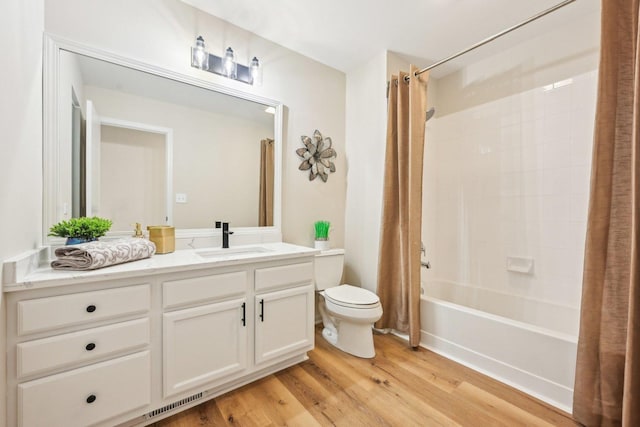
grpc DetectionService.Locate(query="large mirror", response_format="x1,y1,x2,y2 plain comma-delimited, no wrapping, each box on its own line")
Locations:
43,35,283,243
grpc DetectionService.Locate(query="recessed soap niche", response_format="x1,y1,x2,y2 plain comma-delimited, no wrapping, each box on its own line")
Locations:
506,256,534,274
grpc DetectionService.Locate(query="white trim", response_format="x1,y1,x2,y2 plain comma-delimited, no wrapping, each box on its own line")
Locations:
43,34,60,242
42,33,283,244
272,104,283,233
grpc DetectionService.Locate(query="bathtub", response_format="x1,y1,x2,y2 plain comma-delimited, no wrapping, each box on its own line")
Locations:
419,280,578,412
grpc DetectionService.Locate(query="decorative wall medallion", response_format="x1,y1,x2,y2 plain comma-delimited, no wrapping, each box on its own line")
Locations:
296,130,337,182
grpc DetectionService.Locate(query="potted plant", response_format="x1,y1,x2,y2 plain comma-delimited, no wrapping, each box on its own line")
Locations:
314,220,331,250
48,216,113,245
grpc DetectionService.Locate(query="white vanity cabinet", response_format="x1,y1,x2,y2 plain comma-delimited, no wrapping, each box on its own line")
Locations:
161,271,249,398
254,262,315,365
3,246,316,427
162,261,315,397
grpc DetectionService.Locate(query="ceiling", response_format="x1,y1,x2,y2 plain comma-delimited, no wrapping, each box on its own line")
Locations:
180,0,600,77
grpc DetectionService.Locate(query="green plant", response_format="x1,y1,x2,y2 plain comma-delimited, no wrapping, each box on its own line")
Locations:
48,216,113,240
314,220,330,241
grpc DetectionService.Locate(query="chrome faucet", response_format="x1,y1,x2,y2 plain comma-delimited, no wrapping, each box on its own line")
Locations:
215,221,234,248
420,241,431,269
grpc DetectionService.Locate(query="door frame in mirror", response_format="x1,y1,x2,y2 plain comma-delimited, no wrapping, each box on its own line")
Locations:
43,33,283,245
90,116,174,225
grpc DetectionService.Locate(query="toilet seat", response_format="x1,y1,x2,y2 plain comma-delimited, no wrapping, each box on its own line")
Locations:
323,284,380,309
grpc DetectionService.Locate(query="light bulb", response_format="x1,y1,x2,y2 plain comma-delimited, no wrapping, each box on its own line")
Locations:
193,36,208,70
223,47,237,79
250,57,262,86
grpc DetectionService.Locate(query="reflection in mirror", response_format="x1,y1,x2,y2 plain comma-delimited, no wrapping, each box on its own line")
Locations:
97,121,170,229
55,48,278,235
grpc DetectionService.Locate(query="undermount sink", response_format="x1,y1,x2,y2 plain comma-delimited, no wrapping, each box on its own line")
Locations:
195,246,273,259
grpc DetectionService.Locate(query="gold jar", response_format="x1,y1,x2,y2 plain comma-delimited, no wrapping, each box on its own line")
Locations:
147,225,175,254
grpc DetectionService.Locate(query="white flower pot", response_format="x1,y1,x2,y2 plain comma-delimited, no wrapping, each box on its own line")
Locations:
314,240,330,250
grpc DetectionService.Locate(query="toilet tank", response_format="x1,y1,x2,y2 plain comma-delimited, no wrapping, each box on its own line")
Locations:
314,248,345,290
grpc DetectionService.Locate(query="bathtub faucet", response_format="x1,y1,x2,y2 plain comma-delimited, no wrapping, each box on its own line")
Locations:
420,241,430,268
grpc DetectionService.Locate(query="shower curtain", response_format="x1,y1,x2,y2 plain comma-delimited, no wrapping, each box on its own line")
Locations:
259,138,274,227
375,65,428,348
573,1,640,425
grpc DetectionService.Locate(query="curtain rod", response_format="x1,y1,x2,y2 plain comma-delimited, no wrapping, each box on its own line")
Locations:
404,0,577,82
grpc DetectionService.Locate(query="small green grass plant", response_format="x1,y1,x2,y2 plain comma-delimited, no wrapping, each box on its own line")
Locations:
314,220,330,241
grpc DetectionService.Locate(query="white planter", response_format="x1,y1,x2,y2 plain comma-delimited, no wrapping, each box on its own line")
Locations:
314,240,330,250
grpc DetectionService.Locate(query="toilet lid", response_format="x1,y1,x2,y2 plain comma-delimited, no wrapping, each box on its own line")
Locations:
324,284,380,306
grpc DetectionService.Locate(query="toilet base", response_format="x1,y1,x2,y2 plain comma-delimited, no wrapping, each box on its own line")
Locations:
326,322,376,358
318,297,380,359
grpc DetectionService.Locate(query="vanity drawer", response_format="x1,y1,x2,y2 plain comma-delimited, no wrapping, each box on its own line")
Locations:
163,271,248,310
17,284,150,336
18,350,151,427
17,318,150,379
255,262,313,293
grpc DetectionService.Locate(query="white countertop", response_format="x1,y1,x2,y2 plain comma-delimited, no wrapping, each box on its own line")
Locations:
4,242,319,292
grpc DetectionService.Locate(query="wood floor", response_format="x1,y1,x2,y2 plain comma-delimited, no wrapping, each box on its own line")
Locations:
151,328,576,426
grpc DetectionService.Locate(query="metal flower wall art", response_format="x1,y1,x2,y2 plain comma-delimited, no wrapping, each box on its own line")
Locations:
296,130,337,182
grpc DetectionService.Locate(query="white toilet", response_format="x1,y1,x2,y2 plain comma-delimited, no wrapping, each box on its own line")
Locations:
314,248,383,358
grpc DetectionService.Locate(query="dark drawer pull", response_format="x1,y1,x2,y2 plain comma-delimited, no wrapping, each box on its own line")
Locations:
86,305,96,313
85,343,96,351
259,299,264,322
86,394,96,404
241,303,246,327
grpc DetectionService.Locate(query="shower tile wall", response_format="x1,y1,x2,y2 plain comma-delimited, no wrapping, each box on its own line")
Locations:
424,70,597,333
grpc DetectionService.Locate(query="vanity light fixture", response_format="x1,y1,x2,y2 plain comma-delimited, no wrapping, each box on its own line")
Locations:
223,47,237,79
193,36,208,70
250,57,262,86
191,36,262,85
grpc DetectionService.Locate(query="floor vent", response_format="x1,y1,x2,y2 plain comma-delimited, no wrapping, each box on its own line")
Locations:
146,392,204,419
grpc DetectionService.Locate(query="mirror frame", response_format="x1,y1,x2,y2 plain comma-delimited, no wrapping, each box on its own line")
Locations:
43,33,283,245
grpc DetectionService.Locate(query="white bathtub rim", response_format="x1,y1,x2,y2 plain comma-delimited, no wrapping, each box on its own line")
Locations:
421,295,578,344
422,278,581,314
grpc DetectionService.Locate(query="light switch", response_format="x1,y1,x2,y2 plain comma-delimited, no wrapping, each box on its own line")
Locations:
175,193,188,204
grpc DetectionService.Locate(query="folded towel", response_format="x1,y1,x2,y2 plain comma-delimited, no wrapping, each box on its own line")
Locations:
51,238,156,270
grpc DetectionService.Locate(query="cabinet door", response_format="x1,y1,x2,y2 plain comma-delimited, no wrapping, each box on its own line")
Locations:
255,285,314,365
163,298,247,398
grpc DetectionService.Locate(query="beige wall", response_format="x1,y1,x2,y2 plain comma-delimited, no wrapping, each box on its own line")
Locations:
0,1,44,425
45,0,346,247
85,85,273,229
343,51,387,292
